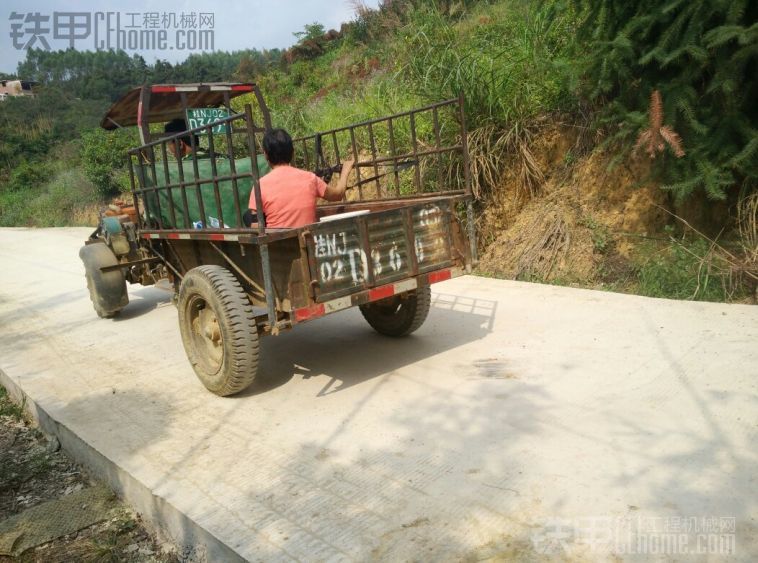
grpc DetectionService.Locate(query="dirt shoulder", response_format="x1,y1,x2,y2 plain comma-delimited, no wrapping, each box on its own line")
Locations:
0,385,178,562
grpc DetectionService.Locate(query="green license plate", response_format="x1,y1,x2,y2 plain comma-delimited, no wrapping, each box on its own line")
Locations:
186,107,230,135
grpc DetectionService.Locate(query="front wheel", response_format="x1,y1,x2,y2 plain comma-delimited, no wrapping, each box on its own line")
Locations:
359,286,432,337
177,265,259,396
79,243,128,318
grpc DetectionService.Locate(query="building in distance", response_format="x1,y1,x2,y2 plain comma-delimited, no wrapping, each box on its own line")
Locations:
0,80,37,101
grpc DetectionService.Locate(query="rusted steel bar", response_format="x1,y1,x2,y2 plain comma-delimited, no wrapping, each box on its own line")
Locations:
302,138,310,170
245,104,266,235
387,118,401,196
174,138,191,229
458,92,472,197
206,125,225,228
147,242,182,280
403,207,419,276
100,256,161,273
348,126,364,201
137,86,151,145
367,122,382,198
146,146,165,230
252,86,272,130
159,142,178,228
353,145,462,167
130,172,259,192
292,98,457,140
357,216,375,287
259,243,278,333
457,91,477,263
131,141,462,174
432,106,444,192
161,240,189,277
127,155,143,228
331,131,341,166
325,189,466,206
300,230,319,298
186,117,207,228
209,241,265,294
135,111,249,150
409,112,422,193
224,115,243,228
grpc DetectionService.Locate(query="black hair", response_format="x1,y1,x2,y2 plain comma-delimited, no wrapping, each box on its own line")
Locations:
262,128,294,165
164,118,198,148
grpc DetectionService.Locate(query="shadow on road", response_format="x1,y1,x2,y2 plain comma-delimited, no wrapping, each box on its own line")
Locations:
240,291,499,398
114,286,173,321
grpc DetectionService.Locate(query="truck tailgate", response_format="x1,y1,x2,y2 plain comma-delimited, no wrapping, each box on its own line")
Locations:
305,199,461,302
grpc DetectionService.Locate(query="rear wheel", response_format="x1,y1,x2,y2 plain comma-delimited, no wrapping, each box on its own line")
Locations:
178,265,259,396
79,243,128,318
359,286,431,337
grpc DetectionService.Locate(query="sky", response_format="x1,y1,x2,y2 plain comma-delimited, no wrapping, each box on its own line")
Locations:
1,0,380,74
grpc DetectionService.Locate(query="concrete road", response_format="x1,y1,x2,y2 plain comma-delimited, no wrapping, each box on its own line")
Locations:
0,227,756,561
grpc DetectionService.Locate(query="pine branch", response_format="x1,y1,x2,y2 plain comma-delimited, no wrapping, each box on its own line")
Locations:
635,89,685,159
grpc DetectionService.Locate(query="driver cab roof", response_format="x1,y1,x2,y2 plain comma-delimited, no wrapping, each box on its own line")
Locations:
100,83,257,130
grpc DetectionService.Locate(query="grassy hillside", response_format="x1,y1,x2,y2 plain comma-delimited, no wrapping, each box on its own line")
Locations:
1,0,755,302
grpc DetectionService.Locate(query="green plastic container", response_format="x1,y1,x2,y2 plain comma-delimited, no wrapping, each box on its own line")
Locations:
139,155,271,229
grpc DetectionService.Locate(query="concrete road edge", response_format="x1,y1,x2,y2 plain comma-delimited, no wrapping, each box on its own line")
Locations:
0,367,246,563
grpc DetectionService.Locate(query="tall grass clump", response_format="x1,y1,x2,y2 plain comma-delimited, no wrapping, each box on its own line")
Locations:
637,201,758,303
400,2,576,199
637,236,746,302
737,189,758,299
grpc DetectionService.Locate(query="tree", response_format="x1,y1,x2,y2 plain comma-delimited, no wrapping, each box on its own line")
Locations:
80,128,136,197
557,0,758,200
293,23,326,42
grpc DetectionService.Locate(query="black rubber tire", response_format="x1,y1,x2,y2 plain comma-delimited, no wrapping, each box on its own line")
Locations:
79,243,128,318
359,286,432,337
177,265,259,396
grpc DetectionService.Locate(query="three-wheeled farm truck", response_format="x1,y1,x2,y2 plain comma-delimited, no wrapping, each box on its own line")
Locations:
80,82,476,395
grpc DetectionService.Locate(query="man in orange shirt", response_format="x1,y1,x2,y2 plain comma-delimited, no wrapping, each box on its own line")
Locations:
247,128,355,228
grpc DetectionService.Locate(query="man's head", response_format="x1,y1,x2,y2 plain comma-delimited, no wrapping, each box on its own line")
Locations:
262,128,294,166
164,118,197,159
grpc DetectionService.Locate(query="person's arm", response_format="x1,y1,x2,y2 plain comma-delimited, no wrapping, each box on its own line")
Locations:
243,208,265,227
323,159,355,202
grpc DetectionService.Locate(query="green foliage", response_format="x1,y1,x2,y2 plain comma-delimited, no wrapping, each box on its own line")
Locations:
402,2,574,129
553,0,758,200
0,86,105,180
18,49,147,102
579,214,610,253
16,48,283,101
393,2,576,199
294,23,327,42
637,236,732,301
80,128,136,197
7,160,51,192
0,167,100,227
0,385,25,420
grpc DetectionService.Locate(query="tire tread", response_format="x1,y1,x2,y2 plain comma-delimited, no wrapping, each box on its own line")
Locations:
359,286,432,337
178,265,258,396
